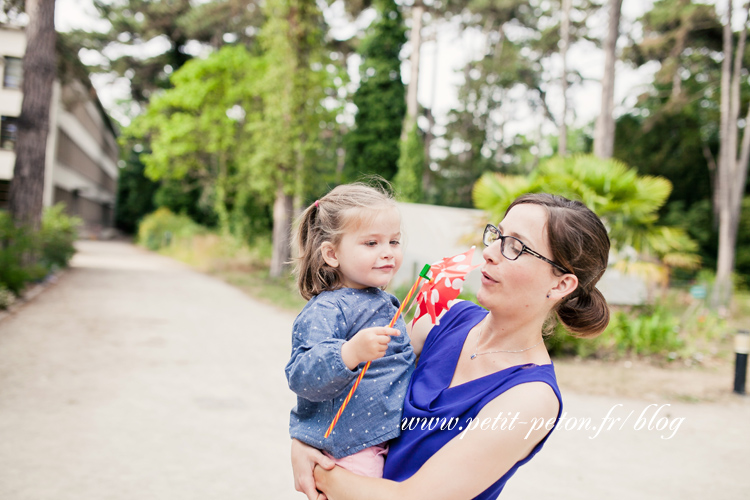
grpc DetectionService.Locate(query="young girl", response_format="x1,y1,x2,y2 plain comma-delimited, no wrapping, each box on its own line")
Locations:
285,183,415,478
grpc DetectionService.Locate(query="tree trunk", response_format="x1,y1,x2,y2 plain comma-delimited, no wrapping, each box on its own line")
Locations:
559,0,571,156
270,183,293,278
593,0,622,159
8,0,56,231
713,0,750,310
401,0,424,142
423,34,439,195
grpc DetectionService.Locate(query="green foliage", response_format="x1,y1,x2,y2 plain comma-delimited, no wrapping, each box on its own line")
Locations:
547,293,727,361
0,283,15,310
125,44,266,237
114,149,159,234
472,154,701,273
68,0,264,106
394,124,424,202
343,0,406,182
137,207,206,251
0,206,81,300
0,211,41,295
39,204,83,270
614,112,715,210
431,0,595,207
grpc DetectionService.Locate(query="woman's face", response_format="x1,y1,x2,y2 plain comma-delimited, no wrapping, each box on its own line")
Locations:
477,203,560,314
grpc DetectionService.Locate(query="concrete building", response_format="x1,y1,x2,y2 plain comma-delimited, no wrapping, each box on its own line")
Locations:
0,24,118,234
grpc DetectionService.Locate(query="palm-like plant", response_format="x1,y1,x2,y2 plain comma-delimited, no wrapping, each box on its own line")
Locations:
472,154,700,284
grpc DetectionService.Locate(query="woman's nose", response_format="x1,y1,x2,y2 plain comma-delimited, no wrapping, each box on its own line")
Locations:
482,242,500,264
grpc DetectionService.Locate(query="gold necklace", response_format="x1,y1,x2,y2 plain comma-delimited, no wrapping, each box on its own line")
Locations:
470,318,544,360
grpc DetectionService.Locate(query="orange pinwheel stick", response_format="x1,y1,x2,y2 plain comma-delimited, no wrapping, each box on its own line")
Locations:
324,264,432,439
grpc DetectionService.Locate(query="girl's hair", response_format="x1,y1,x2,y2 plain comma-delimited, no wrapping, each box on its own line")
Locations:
293,182,398,300
506,193,610,338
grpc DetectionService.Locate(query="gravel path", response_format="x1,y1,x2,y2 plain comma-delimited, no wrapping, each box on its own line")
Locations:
0,240,748,500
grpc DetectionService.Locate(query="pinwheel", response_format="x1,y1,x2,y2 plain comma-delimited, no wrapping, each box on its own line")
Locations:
411,246,481,326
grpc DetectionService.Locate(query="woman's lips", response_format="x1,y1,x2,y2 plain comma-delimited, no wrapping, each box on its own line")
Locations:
481,270,498,284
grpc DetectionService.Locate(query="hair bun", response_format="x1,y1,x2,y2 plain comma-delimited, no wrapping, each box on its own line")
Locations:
557,287,609,338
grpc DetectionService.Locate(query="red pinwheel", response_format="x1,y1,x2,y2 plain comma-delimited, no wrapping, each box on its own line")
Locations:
412,247,480,326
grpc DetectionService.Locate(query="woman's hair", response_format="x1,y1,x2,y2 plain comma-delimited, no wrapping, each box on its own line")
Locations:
506,193,610,338
293,182,398,300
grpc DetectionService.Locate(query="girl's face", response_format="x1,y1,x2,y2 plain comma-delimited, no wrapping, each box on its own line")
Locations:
477,203,561,313
321,207,403,290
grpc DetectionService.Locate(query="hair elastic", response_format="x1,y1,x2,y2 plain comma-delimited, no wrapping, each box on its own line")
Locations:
314,200,319,208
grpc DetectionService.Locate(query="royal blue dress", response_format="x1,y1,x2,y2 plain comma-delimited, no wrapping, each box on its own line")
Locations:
383,301,563,499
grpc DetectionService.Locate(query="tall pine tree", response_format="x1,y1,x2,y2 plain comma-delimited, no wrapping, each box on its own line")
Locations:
343,0,406,183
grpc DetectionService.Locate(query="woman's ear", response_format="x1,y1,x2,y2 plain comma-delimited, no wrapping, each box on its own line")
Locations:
320,242,339,268
548,273,579,301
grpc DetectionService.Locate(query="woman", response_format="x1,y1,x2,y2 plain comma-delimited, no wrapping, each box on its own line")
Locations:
292,193,610,500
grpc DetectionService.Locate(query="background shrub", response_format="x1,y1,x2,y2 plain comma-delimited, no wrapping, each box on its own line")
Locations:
137,207,205,251
0,205,81,303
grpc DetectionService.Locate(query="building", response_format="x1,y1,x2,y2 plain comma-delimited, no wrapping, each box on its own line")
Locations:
0,24,118,234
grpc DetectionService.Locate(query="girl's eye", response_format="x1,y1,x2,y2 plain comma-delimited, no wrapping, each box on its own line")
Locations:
390,240,400,246
365,241,378,247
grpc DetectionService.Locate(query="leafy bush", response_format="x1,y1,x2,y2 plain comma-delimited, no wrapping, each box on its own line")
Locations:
546,296,726,362
0,205,81,302
0,211,44,295
40,203,82,269
0,283,15,309
137,207,205,251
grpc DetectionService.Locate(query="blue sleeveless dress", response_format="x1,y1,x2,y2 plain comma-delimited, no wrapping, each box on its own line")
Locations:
383,301,563,499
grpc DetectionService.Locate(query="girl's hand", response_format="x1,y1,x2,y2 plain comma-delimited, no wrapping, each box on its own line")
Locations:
291,439,335,500
341,327,400,370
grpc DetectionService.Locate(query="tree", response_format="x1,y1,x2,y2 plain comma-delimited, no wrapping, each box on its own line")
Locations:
401,0,424,142
393,124,424,201
431,0,594,207
593,0,622,159
68,0,265,233
620,0,722,207
252,0,337,277
69,0,263,107
125,45,263,238
343,0,406,182
714,0,750,308
559,0,571,155
8,0,56,230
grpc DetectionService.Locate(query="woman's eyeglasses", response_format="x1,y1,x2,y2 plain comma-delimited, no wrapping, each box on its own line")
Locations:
482,224,572,275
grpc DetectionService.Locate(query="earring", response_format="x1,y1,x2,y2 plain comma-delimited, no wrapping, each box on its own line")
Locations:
546,292,550,299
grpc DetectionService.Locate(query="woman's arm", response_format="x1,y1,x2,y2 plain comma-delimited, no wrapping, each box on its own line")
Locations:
291,439,335,500
314,382,560,500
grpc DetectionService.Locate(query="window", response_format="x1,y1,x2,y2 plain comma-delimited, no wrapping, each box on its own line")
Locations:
1,116,18,150
3,56,23,89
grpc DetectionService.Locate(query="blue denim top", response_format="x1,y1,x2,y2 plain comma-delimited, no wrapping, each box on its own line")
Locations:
286,287,416,459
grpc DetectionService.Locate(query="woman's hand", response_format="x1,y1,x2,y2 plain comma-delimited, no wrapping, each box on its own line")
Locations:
291,439,335,500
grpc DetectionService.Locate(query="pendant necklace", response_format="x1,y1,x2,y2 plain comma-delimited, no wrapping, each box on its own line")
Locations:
470,318,544,360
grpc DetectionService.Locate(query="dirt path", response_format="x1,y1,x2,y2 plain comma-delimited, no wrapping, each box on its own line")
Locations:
0,240,748,500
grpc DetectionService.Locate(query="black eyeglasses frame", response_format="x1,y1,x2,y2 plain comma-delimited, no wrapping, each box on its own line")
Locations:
482,224,573,275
